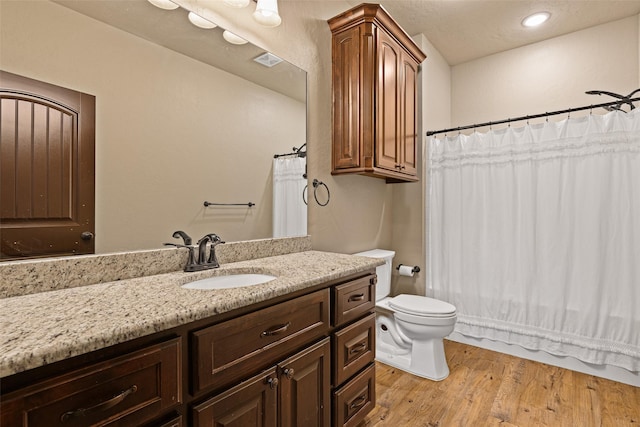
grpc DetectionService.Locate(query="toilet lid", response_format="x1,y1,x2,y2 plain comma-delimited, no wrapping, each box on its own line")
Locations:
389,294,456,317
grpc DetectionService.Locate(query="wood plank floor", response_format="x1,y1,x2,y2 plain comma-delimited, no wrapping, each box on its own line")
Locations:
360,341,639,427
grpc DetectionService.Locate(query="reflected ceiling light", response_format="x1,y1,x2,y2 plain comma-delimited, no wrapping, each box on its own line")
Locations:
522,12,551,27
188,12,217,29
223,30,248,45
253,0,281,27
223,0,251,8
147,0,179,10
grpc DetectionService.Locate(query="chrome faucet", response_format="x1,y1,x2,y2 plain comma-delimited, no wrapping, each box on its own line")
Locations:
165,231,225,272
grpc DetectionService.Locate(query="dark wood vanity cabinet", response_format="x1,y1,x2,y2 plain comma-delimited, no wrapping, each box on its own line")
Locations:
0,272,377,427
329,3,426,183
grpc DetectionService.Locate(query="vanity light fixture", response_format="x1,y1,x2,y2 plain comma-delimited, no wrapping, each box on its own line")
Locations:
188,12,217,29
223,30,248,45
522,11,551,28
147,0,179,10
253,0,281,27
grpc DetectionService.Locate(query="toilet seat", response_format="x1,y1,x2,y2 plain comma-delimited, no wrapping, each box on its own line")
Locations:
389,294,456,318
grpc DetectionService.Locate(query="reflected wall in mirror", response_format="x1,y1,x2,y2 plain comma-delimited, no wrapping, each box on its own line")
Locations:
0,0,307,258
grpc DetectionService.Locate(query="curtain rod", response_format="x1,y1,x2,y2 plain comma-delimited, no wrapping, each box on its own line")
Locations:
426,97,640,137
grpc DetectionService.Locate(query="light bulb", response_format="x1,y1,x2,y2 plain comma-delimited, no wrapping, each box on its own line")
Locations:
147,0,179,10
522,12,550,28
223,30,248,45
223,0,250,8
188,12,217,29
253,0,281,27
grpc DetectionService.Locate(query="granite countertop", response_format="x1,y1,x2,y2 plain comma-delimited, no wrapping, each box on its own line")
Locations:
0,250,383,378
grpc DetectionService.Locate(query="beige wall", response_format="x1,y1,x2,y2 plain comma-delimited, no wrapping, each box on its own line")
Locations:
1,0,305,253
391,34,451,297
451,16,639,129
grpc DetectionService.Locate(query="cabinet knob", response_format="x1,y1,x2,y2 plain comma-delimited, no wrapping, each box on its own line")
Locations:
283,368,295,380
80,231,94,241
370,276,377,285
267,377,279,389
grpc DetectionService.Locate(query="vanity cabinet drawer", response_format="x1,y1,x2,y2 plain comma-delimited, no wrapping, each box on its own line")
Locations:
332,274,376,327
192,289,330,393
333,363,376,427
333,312,375,386
1,338,181,427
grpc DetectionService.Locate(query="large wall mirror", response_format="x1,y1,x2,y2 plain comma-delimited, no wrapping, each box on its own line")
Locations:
0,0,307,258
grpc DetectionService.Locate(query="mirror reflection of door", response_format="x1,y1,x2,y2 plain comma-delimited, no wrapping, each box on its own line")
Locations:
0,71,95,260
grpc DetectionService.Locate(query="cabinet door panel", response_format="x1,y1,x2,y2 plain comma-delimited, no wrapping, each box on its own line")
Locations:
278,338,331,427
332,26,362,170
400,52,418,176
376,31,400,173
192,368,277,427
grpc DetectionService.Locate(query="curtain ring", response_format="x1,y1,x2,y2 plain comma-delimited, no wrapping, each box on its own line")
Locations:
312,179,330,207
302,185,308,206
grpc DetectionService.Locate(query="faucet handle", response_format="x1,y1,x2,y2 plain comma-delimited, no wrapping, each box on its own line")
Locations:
172,230,192,245
205,233,225,245
164,242,197,271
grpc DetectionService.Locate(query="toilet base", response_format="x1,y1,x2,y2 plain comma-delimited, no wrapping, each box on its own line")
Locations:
376,337,450,381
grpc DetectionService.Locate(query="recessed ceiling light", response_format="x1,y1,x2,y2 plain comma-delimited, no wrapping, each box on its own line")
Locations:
522,12,551,28
188,12,217,29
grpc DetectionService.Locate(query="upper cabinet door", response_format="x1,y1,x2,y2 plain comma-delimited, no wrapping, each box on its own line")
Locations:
0,71,95,260
400,51,419,177
328,4,426,183
376,30,401,174
332,25,363,171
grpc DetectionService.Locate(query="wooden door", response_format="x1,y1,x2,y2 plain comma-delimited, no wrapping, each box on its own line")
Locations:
278,338,331,427
0,71,95,260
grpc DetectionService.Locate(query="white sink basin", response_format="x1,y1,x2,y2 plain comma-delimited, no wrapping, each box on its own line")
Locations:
182,274,276,290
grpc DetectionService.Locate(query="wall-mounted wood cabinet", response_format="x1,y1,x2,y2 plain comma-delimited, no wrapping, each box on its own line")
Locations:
329,3,426,183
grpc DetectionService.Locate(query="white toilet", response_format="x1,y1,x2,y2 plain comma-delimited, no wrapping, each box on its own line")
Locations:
355,249,457,381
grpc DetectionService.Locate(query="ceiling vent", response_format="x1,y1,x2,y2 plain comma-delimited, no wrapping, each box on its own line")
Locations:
254,52,283,67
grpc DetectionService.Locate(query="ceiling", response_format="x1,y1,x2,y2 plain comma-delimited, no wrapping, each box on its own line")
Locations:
348,0,640,65
54,0,640,71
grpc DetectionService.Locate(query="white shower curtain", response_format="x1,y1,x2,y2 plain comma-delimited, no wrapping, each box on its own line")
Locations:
428,110,640,372
273,156,307,238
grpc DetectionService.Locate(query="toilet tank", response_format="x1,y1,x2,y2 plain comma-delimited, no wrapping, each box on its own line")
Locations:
353,249,395,301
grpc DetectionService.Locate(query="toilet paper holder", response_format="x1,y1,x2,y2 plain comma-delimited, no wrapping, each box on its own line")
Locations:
396,264,420,273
